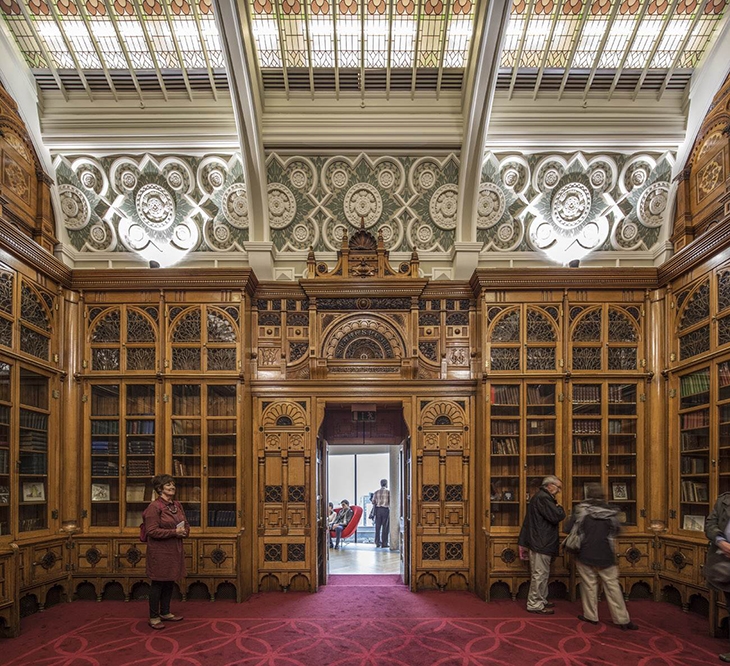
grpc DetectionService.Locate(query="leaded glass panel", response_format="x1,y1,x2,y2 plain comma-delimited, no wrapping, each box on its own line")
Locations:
572,309,601,342
91,310,121,343
207,348,237,371
608,308,638,343
526,309,556,343
258,312,281,326
20,285,50,332
126,310,156,343
0,273,12,314
719,271,730,313
126,348,156,371
679,325,710,360
608,347,637,371
679,282,710,331
490,310,520,343
527,347,556,371
287,314,309,327
419,313,440,326
491,347,520,371
0,317,11,348
172,309,201,343
172,348,201,371
419,342,438,362
446,312,468,326
487,307,504,324
719,315,730,347
92,348,120,371
20,325,49,360
572,347,601,370
207,309,237,343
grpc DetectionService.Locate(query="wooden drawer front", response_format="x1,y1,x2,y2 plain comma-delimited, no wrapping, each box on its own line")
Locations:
198,541,236,575
615,539,652,573
417,538,468,570
661,541,700,583
74,540,112,573
27,542,65,584
114,540,147,573
258,538,309,571
488,539,528,574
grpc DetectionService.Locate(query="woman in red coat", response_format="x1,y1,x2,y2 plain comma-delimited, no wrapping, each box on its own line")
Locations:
143,474,189,630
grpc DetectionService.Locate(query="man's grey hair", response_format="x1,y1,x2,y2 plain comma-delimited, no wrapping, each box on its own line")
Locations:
541,475,561,487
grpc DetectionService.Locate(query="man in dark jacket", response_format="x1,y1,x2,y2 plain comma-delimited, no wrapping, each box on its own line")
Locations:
518,475,565,614
564,483,637,630
332,499,354,550
705,492,730,662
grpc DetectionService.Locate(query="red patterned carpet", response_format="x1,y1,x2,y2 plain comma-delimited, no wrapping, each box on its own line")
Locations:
2,576,726,665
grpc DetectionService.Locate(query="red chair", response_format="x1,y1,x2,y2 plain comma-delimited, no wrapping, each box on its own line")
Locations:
330,505,363,547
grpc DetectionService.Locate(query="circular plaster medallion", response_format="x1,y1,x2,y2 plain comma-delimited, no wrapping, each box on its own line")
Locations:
127,223,147,250
637,182,669,227
167,170,184,190
213,224,230,243
136,183,176,230
120,170,137,191
476,182,506,229
208,169,224,189
581,222,600,246
416,224,433,244
267,183,297,229
497,223,515,243
174,224,191,244
418,168,436,190
290,168,308,189
90,224,108,244
379,224,394,244
58,184,91,230
551,182,591,229
503,167,519,188
533,222,554,248
293,223,310,244
620,222,639,242
222,183,248,229
429,184,459,230
590,168,607,189
333,224,348,242
344,182,383,228
543,167,561,189
631,167,648,187
79,170,97,190
378,169,396,189
331,168,349,189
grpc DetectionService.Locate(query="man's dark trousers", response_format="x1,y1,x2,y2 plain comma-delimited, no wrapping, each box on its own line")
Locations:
374,506,390,547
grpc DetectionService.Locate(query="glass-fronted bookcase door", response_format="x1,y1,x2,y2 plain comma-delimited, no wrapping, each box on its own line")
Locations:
488,381,562,530
570,381,642,527
88,382,157,529
169,382,238,529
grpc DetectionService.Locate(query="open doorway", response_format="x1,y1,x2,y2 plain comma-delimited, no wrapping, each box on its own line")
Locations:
316,403,410,585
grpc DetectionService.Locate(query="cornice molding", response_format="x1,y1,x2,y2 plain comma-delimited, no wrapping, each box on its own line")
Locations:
658,218,730,284
70,267,258,293
300,278,429,299
470,267,659,292
0,217,71,285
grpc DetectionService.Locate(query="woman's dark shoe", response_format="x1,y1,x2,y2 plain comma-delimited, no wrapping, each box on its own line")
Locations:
160,614,183,622
148,620,165,630
544,602,555,608
578,615,599,625
620,622,639,631
527,607,554,615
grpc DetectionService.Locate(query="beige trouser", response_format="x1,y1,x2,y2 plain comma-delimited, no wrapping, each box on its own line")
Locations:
576,560,630,625
527,551,552,611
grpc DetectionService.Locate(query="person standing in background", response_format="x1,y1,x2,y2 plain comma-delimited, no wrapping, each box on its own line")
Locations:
143,474,188,630
372,479,390,548
564,482,638,631
518,475,566,614
704,491,730,662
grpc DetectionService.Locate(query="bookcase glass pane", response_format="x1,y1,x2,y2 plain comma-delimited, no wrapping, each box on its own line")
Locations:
720,362,730,499
125,385,156,528
172,384,202,527
91,385,120,527
207,385,237,528
608,384,637,526
18,369,48,532
572,384,602,508
679,368,710,532
526,383,556,500
489,384,520,527
0,362,10,536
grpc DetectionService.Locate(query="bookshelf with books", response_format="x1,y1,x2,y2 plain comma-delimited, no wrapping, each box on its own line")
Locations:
207,385,238,528
90,384,121,527
0,362,10,537
488,382,561,529
124,384,157,527
172,384,202,527
571,382,642,527
677,368,711,531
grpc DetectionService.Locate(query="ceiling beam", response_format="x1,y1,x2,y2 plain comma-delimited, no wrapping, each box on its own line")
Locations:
215,0,271,268
455,0,511,278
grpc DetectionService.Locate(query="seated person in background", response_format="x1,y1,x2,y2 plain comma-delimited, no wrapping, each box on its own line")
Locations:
331,499,353,550
327,502,336,547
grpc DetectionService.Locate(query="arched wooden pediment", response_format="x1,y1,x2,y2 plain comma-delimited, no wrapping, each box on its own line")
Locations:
261,401,308,429
321,315,405,360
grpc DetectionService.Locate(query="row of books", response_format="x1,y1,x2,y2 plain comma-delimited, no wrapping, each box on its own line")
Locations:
573,385,601,403
680,455,709,474
607,384,636,403
92,460,119,476
0,449,8,475
681,371,710,397
680,480,709,503
490,385,519,405
127,459,154,476
19,410,48,430
681,432,709,451
92,439,119,454
527,420,554,434
491,438,518,454
128,440,155,454
208,509,237,527
173,437,199,454
126,420,154,434
681,411,710,430
720,363,730,388
19,431,47,451
490,421,519,435
608,420,636,434
573,420,601,434
526,385,555,405
92,421,120,435
19,451,47,474
573,437,598,454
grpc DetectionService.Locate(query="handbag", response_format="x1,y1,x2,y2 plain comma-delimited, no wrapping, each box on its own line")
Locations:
562,515,584,553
